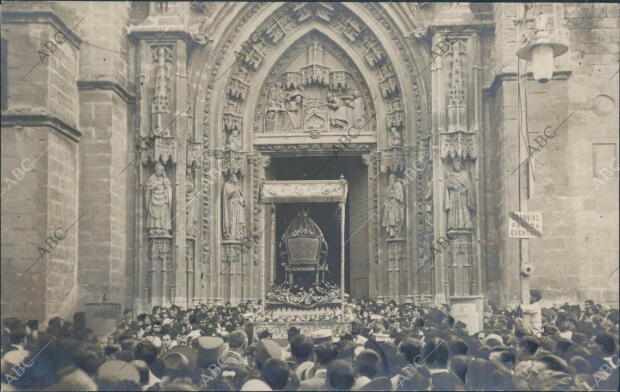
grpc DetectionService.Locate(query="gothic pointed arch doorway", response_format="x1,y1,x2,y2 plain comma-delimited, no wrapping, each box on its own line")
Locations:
186,2,456,308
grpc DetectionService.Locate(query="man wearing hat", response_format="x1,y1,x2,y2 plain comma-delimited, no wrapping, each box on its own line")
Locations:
250,339,282,370
134,340,162,389
311,329,333,345
221,330,248,367
299,341,337,391
240,339,282,391
290,334,314,381
196,336,226,370
194,336,227,389
352,349,380,390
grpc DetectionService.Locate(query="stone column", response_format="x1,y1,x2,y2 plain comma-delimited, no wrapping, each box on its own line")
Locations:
430,25,485,307
70,2,133,311
128,1,199,310
431,30,449,304
361,153,379,299
172,38,188,308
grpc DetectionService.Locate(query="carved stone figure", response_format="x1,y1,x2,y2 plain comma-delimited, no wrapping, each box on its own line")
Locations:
389,126,402,146
226,129,242,151
351,89,365,128
223,174,246,240
151,46,172,137
382,174,405,238
186,171,197,238
146,162,172,237
327,92,351,129
265,83,287,132
152,47,172,111
286,90,303,130
447,40,467,133
445,157,475,231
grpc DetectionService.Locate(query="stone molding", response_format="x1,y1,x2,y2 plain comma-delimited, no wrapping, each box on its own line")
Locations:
1,112,81,142
127,26,209,46
2,10,82,49
483,70,573,95
77,80,136,104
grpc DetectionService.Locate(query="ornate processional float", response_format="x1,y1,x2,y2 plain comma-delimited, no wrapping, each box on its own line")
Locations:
255,178,353,340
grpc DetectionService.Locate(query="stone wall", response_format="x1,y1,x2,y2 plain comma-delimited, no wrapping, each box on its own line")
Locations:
486,3,619,306
530,3,619,304
1,3,82,321
1,1,134,322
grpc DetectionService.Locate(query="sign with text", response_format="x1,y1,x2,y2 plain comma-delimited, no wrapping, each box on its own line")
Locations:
509,212,543,238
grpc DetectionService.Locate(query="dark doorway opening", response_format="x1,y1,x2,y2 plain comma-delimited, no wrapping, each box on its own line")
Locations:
268,155,369,296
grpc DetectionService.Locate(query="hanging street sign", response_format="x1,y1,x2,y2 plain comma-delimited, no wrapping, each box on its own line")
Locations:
509,212,543,238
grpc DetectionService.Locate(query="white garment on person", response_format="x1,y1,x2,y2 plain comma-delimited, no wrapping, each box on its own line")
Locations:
241,378,272,391
522,302,542,336
144,370,161,390
295,361,314,381
352,375,371,391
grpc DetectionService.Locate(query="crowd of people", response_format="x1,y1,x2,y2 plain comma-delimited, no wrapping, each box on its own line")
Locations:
1,290,618,391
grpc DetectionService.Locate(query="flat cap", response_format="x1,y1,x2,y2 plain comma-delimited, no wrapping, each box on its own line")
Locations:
311,329,333,344
97,360,140,384
196,336,225,367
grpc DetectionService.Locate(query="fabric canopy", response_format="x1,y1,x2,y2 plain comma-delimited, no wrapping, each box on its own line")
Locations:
260,179,348,204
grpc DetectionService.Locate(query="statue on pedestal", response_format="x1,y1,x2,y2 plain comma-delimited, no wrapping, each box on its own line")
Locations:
186,171,197,238
223,174,246,240
351,89,365,129
445,157,475,231
146,162,172,237
382,174,405,238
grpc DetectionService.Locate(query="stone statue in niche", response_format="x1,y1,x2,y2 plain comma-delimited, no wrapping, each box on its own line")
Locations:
382,173,405,238
445,157,475,231
186,170,198,238
226,129,242,151
389,126,402,146
223,173,246,240
146,162,172,237
285,89,304,130
351,89,365,128
327,91,351,129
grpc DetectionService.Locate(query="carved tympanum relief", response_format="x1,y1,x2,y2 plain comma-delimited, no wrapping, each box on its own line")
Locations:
257,33,372,135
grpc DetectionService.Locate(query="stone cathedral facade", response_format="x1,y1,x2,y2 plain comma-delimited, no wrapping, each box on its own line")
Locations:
1,2,618,322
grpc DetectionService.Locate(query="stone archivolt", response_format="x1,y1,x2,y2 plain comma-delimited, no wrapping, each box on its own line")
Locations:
193,2,433,304
219,2,413,146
